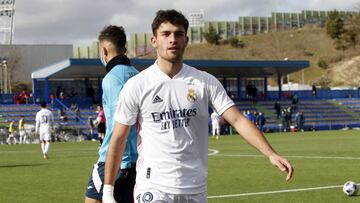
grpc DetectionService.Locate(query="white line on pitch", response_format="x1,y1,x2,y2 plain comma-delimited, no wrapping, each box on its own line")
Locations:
208,149,219,156
208,185,343,199
216,154,360,160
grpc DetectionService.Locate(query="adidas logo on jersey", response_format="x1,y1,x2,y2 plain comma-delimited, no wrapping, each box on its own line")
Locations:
152,95,163,103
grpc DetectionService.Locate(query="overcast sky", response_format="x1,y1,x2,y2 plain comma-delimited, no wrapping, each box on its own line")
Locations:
11,0,360,45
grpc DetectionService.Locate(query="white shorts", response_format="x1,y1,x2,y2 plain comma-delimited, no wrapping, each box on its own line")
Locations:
19,130,26,137
39,131,51,141
8,132,15,138
134,187,207,203
212,125,220,135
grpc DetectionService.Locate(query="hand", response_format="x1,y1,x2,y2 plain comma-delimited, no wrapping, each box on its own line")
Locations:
102,184,116,203
269,154,294,181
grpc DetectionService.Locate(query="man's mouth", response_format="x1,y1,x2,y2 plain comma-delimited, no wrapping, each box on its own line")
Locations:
168,47,178,51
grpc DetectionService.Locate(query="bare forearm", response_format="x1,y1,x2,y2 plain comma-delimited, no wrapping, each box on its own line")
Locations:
223,106,293,181
223,107,275,157
234,116,275,157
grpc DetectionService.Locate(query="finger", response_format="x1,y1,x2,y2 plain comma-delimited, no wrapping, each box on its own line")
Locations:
275,161,286,172
275,159,293,181
286,165,294,181
283,161,293,181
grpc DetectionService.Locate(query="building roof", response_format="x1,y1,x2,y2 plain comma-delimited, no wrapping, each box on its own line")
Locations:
31,58,309,79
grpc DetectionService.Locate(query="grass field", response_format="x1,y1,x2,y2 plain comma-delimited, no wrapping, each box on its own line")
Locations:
0,130,359,203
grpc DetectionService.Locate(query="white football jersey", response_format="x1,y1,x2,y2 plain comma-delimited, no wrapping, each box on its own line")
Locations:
115,62,234,194
35,108,54,133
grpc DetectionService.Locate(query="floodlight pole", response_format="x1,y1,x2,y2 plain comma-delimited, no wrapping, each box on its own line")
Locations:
3,59,8,93
9,0,15,44
7,67,11,93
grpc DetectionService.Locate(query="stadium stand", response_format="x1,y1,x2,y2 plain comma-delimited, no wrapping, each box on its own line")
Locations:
0,95,359,143
237,99,360,132
334,98,360,112
0,103,97,143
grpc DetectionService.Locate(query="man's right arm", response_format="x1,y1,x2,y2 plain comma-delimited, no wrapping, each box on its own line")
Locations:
103,121,131,203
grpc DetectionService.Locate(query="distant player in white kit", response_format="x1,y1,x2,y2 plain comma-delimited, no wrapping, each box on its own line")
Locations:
18,115,27,144
211,111,221,139
35,101,54,159
103,10,293,203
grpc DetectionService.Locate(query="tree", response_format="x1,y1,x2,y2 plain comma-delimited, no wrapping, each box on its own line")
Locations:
203,24,221,45
345,12,360,47
228,36,245,48
325,10,345,39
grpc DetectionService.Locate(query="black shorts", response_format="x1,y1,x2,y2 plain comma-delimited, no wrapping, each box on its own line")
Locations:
97,122,106,134
85,162,136,202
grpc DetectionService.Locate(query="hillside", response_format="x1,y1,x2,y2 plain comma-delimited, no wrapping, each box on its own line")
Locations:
144,26,360,87
326,56,360,87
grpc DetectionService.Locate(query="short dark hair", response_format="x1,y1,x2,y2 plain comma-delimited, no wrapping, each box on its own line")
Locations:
40,101,47,108
98,25,127,53
151,9,189,35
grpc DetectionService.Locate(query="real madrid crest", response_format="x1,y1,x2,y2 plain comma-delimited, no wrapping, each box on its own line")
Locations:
187,88,197,102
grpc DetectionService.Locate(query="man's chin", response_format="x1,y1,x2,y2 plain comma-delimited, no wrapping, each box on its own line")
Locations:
162,56,182,63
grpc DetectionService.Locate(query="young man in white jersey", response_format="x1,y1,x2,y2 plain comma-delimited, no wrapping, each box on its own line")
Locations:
35,101,54,159
103,9,293,203
210,111,221,139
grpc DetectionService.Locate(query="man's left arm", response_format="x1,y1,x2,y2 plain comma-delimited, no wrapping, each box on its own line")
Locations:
222,106,293,181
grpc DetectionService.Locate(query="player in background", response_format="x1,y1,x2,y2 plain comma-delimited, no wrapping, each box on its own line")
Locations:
103,9,293,203
85,25,139,203
6,120,17,144
211,110,221,139
18,115,27,144
93,105,106,145
35,101,54,159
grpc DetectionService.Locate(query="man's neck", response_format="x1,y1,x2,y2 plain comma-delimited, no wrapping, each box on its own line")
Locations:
157,59,183,78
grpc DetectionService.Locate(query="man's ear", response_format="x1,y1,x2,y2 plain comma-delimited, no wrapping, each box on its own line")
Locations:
185,36,189,45
102,47,108,57
151,36,157,48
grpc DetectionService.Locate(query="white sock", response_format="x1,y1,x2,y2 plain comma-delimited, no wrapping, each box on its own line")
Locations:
41,142,45,154
44,142,50,155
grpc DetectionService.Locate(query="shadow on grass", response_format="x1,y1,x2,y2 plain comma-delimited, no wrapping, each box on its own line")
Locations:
0,163,47,168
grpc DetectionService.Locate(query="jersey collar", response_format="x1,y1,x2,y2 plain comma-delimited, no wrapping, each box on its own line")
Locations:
153,60,187,80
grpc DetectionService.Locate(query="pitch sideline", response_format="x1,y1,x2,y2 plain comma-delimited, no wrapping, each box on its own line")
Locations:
207,184,343,199
207,149,356,199
217,154,360,160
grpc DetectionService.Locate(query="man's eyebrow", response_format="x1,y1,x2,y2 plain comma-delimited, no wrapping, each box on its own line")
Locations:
160,30,171,33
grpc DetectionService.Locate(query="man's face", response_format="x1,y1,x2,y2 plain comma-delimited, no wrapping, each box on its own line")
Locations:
151,22,188,63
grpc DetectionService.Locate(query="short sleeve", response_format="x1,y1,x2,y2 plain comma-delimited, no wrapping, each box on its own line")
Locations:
207,74,235,115
114,78,139,125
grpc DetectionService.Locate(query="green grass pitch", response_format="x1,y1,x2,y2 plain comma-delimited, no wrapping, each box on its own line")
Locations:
0,130,359,202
